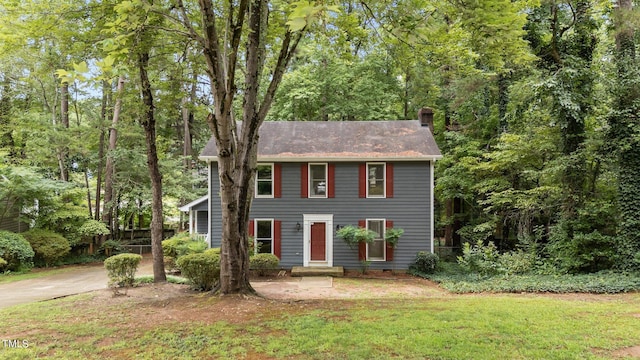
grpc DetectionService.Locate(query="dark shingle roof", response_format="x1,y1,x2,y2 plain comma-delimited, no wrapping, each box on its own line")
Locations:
199,120,441,162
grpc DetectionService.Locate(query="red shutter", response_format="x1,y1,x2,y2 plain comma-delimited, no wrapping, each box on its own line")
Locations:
301,163,308,198
385,220,394,261
274,163,282,198
274,220,282,259
386,163,394,198
328,163,335,198
358,219,366,260
358,163,366,198
248,220,254,237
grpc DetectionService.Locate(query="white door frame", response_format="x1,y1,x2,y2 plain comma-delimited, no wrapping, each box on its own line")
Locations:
303,214,333,267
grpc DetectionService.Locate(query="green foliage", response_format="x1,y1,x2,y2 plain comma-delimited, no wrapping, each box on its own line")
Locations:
498,250,535,276
162,233,207,258
0,257,7,270
103,253,142,289
250,253,280,276
546,224,618,273
0,230,34,271
336,225,377,249
457,240,536,276
427,270,640,294
22,229,71,267
100,240,124,256
457,241,501,276
176,252,220,291
77,220,111,238
163,256,176,272
384,228,404,248
410,251,439,274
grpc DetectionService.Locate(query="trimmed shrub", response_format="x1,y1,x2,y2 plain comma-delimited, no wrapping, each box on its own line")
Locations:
177,252,220,291
104,253,142,290
204,247,221,256
0,230,35,271
250,253,280,276
0,257,7,270
410,251,439,274
23,229,71,267
162,233,207,258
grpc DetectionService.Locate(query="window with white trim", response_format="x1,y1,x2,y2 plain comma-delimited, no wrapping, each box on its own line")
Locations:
309,163,327,198
366,219,385,261
255,219,274,254
255,164,273,198
367,163,385,197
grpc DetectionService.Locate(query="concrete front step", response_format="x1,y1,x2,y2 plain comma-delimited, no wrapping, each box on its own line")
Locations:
291,266,344,277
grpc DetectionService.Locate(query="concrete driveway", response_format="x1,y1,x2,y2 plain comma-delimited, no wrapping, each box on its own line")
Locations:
0,260,154,310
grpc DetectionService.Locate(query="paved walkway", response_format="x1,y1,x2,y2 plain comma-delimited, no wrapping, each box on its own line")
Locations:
0,260,154,310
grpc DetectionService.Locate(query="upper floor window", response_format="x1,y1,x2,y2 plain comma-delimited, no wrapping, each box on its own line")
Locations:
256,164,273,198
309,163,327,198
367,163,385,197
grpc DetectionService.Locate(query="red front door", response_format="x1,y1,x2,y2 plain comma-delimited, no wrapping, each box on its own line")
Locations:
310,222,326,261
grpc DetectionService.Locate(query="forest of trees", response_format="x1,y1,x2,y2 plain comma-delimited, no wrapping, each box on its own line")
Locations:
0,1,639,292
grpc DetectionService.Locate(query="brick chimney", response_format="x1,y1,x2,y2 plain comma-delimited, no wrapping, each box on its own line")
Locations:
418,107,434,134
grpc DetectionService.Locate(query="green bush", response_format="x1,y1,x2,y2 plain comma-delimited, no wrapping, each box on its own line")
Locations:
177,252,220,291
204,247,221,256
0,230,34,271
499,250,535,275
164,256,177,272
546,228,618,273
0,257,7,270
162,233,207,258
250,253,280,276
104,253,142,289
457,240,501,275
410,251,439,274
23,229,71,267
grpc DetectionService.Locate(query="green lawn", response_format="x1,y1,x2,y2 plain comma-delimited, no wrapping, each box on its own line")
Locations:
1,284,639,359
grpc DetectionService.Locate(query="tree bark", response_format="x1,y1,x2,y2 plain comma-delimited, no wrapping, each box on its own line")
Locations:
139,51,166,283
57,83,70,181
102,76,124,244
185,0,304,294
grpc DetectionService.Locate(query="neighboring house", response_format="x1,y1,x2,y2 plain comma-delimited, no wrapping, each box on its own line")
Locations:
178,195,209,242
199,116,442,270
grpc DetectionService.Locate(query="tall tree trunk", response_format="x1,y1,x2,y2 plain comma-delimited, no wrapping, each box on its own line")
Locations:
57,83,70,181
102,76,124,244
189,0,303,294
95,81,109,222
139,51,166,283
611,0,640,269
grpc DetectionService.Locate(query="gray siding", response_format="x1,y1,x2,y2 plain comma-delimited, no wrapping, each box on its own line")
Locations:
209,161,432,270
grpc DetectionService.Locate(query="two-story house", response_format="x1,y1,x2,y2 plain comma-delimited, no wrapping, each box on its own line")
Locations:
198,116,442,270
